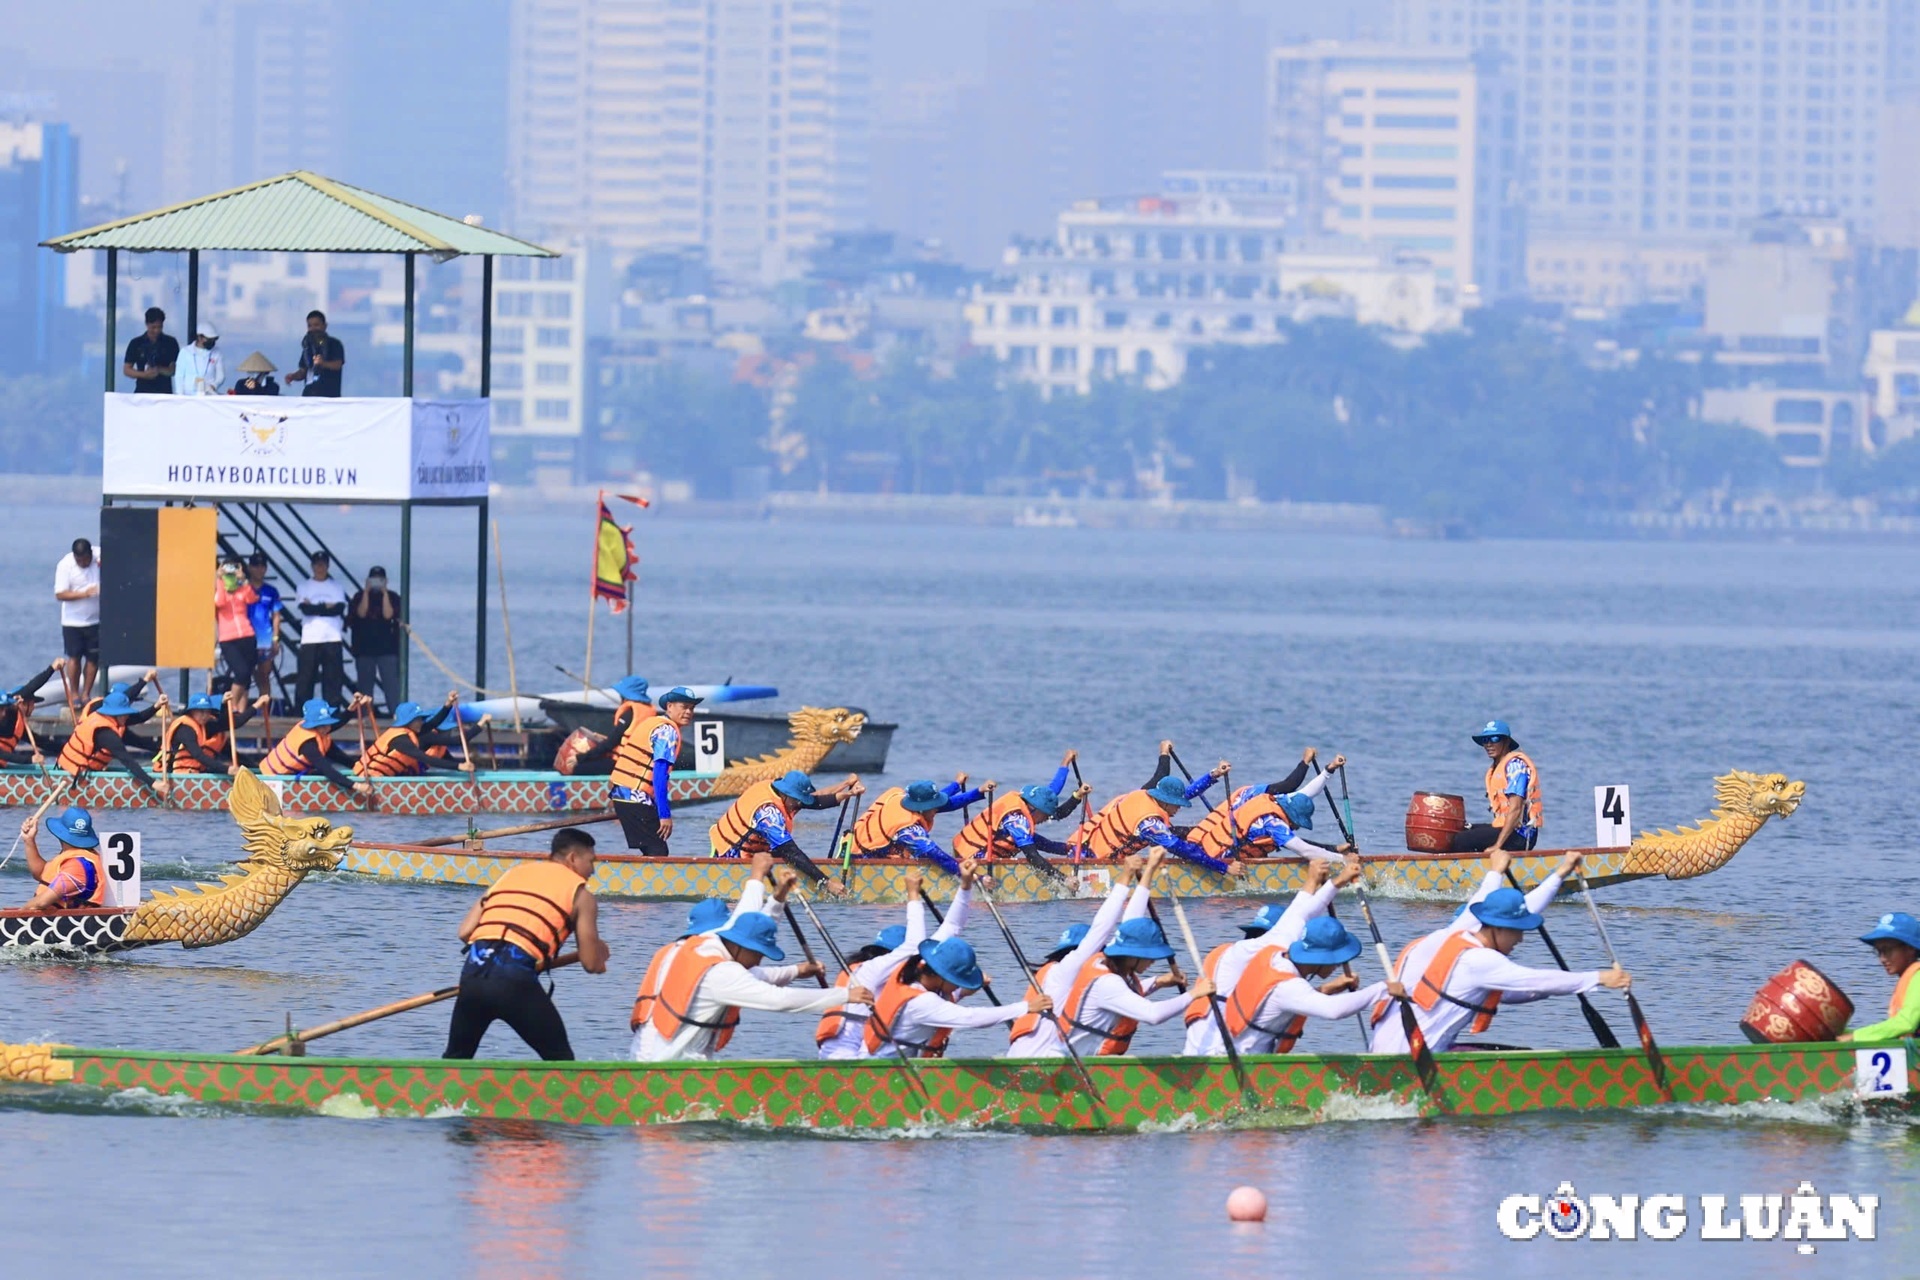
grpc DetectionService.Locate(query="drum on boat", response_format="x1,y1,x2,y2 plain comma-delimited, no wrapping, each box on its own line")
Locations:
1405,792,1467,852
552,728,604,776
1740,959,1854,1044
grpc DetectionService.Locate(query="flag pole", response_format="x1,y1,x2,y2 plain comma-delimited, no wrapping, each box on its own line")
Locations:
583,490,600,697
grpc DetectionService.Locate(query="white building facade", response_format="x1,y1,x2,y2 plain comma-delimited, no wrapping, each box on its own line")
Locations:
508,0,872,284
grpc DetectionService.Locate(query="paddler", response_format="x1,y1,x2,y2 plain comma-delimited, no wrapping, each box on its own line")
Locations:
352,694,472,778
951,748,1089,863
1368,847,1629,1054
1451,719,1542,853
1182,858,1388,1056
259,696,373,799
1185,753,1354,863
1005,851,1157,1058
564,675,653,776
0,662,54,768
57,684,169,798
706,767,865,881
1073,762,1235,873
1840,913,1920,1042
20,805,105,911
847,775,983,872
865,927,1050,1059
814,865,975,1059
630,866,860,1062
445,826,611,1061
609,684,701,856
162,687,266,775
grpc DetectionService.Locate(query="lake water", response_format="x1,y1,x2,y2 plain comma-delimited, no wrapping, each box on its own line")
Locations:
0,504,1915,1277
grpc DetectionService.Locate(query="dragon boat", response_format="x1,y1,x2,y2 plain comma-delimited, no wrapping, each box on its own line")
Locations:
0,1035,1904,1131
0,770,351,956
0,707,867,816
341,770,1804,903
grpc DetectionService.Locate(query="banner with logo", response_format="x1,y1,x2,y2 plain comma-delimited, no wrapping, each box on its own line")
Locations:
101,394,490,501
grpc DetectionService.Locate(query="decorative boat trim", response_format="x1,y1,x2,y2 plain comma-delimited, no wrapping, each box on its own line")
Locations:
0,769,718,815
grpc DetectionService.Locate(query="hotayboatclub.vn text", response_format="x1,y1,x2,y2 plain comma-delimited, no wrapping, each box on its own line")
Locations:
1499,1182,1877,1243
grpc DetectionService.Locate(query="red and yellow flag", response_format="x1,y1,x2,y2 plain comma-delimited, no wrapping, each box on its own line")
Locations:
592,492,647,612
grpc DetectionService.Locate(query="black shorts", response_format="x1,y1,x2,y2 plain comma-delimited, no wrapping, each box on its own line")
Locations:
218,637,258,682
62,625,99,662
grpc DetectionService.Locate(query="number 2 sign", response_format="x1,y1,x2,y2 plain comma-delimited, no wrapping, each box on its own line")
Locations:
1593,786,1631,849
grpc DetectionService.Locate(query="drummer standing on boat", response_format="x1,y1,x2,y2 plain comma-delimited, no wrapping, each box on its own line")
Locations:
445,827,610,1061
609,686,701,856
1841,913,1920,1042
1451,720,1542,853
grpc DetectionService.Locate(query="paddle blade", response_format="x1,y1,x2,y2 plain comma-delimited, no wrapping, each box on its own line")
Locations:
1578,993,1622,1050
1627,992,1670,1097
1398,999,1443,1104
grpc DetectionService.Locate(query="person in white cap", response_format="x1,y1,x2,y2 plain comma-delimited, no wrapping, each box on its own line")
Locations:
178,322,223,395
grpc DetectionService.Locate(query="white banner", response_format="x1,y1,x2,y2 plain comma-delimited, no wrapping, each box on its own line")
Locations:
102,394,489,501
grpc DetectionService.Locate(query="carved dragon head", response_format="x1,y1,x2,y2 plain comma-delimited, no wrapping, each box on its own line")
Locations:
229,769,355,871
786,706,867,747
1714,770,1805,820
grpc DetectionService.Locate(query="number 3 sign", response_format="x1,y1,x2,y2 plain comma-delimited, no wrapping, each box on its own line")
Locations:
99,831,142,908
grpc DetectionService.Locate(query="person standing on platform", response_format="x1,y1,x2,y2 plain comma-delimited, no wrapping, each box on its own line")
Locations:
243,553,282,705
286,310,345,397
54,538,101,701
214,556,259,691
178,322,222,395
293,551,348,706
230,352,280,396
346,566,402,715
122,307,178,394
1451,720,1543,854
609,686,701,856
445,827,610,1062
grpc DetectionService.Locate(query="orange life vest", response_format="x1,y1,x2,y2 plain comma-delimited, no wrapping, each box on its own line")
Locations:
612,699,650,733
851,788,936,855
40,848,105,907
644,938,739,1050
708,780,799,857
814,969,864,1045
467,860,584,967
1210,945,1306,1050
1891,961,1920,1019
1371,930,1502,1035
610,714,676,795
1485,749,1543,831
629,937,683,1031
1007,960,1060,1044
58,710,124,774
1188,786,1294,858
0,702,26,755
164,716,228,774
354,725,425,777
261,724,333,776
1183,943,1235,1026
863,971,952,1057
1084,789,1174,861
952,792,1043,859
1060,955,1140,1055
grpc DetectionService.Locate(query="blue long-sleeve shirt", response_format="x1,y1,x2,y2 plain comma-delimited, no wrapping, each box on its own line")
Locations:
1132,813,1230,873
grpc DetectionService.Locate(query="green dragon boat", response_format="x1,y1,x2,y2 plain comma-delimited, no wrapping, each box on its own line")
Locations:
1,1037,1905,1131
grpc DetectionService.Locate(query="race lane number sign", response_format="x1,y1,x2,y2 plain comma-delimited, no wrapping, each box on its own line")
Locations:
693,721,726,774
100,831,141,908
1593,786,1631,849
1856,1046,1909,1098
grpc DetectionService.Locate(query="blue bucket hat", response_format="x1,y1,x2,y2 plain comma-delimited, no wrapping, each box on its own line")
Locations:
96,690,137,717
876,924,907,950
772,770,816,804
186,692,221,712
299,698,343,730
900,780,947,813
46,805,99,850
1470,887,1544,931
1021,784,1061,815
658,685,704,708
1045,921,1090,957
613,675,650,703
714,911,785,962
1289,916,1363,967
1277,792,1314,830
683,898,729,937
1472,719,1513,744
1105,916,1176,961
1861,912,1920,952
1146,776,1191,809
391,701,428,725
1241,903,1283,937
918,937,986,990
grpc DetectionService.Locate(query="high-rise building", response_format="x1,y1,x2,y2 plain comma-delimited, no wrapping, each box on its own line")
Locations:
507,0,873,284
1269,43,1525,298
0,117,79,372
1390,0,1888,238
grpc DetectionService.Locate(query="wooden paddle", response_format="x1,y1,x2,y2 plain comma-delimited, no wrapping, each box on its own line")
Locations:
235,951,581,1055
792,888,933,1101
1577,869,1667,1098
1350,883,1444,1105
1311,762,1396,1049
781,901,832,989
1502,865,1621,1051
349,696,376,811
412,812,618,848
449,697,483,800
224,694,240,772
0,782,75,872
157,697,176,809
972,874,1108,1122
1165,887,1257,1106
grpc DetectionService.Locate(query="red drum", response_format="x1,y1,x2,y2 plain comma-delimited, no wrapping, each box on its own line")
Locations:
1740,960,1854,1044
1405,792,1467,852
552,727,605,776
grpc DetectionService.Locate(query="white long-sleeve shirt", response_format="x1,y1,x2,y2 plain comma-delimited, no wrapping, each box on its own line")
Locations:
1221,954,1386,1055
1368,868,1599,1054
1182,878,1338,1056
816,888,968,1059
1003,878,1152,1058
630,932,848,1061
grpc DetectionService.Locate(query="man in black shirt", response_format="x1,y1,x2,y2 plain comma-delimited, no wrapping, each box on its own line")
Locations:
347,565,402,714
122,307,179,394
287,309,346,397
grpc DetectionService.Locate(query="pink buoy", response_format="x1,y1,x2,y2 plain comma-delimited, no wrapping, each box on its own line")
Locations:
1226,1186,1267,1222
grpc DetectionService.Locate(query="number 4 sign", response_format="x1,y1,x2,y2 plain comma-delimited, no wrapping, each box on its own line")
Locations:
1593,786,1631,849
99,831,141,908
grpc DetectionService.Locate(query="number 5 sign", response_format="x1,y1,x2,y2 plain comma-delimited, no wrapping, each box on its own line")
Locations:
1593,786,1631,849
99,831,142,908
693,720,726,775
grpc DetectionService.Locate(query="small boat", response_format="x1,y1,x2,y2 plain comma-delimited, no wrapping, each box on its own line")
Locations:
0,770,350,956
340,770,1803,901
0,1037,1902,1130
540,702,896,774
458,682,781,729
0,707,868,815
